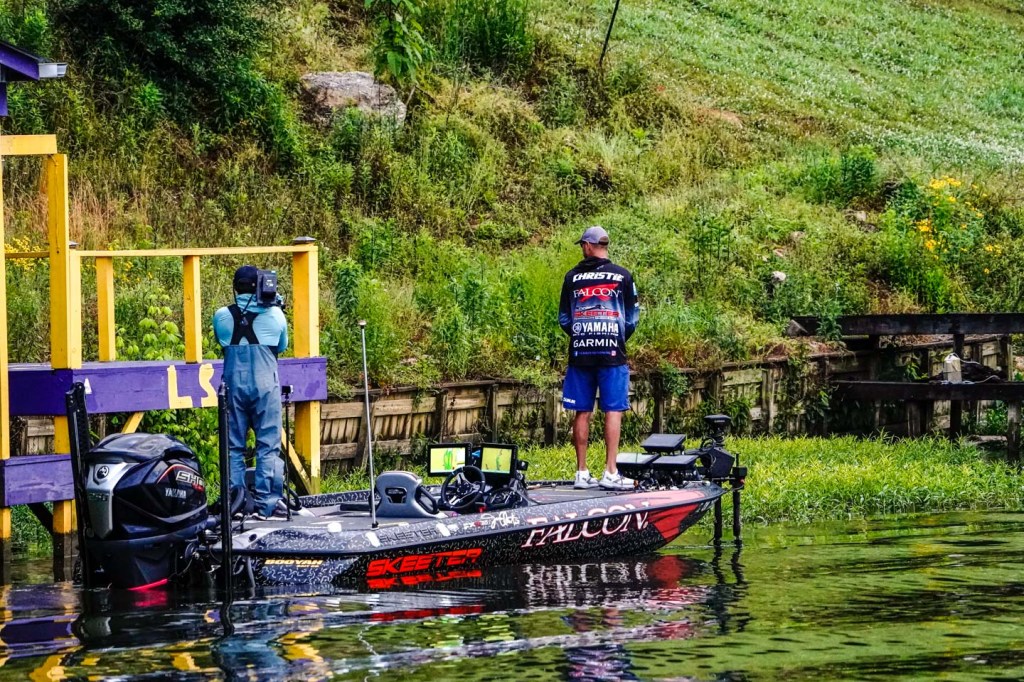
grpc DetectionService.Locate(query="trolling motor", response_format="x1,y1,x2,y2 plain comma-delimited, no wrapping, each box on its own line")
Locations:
65,383,209,590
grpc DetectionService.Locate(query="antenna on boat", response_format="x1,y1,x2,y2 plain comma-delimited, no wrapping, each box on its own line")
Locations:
359,320,379,529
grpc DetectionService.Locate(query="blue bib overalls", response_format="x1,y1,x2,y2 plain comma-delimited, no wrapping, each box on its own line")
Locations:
214,295,288,516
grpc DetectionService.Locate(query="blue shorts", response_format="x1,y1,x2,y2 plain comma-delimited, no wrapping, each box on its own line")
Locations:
562,365,630,412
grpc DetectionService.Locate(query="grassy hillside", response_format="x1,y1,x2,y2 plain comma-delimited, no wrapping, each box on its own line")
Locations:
1,0,1023,398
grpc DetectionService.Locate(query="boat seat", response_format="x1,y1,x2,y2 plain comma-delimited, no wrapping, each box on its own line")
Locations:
374,471,442,519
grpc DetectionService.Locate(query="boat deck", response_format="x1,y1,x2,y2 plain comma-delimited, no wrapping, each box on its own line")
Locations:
233,483,703,535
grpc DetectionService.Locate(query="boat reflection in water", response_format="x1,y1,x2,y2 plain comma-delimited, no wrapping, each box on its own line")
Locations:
0,547,745,679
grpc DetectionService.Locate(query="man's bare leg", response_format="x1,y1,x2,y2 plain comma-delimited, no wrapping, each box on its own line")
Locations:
573,411,592,471
604,410,622,475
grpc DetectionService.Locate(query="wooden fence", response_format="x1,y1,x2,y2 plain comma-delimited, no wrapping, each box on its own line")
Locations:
12,336,1009,472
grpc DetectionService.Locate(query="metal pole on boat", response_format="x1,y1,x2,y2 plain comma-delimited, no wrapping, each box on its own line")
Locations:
282,384,293,522
218,383,234,595
359,320,379,529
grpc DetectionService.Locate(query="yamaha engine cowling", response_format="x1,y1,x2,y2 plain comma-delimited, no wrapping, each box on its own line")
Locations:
82,433,208,589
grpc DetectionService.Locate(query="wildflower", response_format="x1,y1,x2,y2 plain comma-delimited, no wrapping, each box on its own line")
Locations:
984,268,991,274
916,219,932,233
947,195,957,203
924,239,937,251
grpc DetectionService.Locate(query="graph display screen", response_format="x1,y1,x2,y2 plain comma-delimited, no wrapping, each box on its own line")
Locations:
480,445,515,475
428,444,467,476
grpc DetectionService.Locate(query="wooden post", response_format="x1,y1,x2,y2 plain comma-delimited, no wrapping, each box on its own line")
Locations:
96,256,116,361
544,389,563,445
0,156,9,583
434,389,449,441
950,333,965,439
291,241,320,492
922,349,934,435
763,366,777,434
818,358,830,436
868,335,881,433
1001,335,1014,381
651,375,665,435
356,393,376,469
182,255,202,363
1008,401,1021,467
487,383,500,441
47,153,80,581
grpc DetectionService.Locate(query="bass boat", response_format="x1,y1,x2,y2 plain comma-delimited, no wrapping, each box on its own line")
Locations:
65,383,745,591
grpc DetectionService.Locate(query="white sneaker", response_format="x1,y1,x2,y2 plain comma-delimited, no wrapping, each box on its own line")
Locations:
574,470,600,489
599,470,635,491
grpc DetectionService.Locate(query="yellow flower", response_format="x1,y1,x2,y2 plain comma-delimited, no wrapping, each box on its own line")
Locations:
984,268,990,274
984,244,994,252
916,220,932,233
924,239,937,251
947,195,957,203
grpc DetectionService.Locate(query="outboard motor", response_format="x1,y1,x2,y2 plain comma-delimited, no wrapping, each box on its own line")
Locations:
81,433,208,589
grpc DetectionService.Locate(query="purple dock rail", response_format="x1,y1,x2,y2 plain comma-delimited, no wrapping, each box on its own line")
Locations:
1,358,327,507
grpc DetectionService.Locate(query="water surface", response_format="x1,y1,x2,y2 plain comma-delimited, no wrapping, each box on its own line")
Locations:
3,511,1024,680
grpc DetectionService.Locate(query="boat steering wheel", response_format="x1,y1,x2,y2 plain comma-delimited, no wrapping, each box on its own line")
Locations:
440,465,486,512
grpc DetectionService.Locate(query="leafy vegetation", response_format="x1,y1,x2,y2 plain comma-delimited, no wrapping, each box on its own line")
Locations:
320,436,1024,525
1,0,1023,390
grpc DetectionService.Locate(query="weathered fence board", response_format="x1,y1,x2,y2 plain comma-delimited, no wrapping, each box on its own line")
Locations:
10,336,1011,472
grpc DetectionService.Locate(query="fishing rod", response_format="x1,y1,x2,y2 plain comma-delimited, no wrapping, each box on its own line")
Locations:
359,320,379,530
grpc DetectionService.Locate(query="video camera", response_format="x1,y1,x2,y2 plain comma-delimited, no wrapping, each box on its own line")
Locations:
256,269,286,309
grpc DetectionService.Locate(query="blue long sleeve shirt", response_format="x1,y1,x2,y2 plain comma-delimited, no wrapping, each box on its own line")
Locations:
558,257,639,367
213,294,288,355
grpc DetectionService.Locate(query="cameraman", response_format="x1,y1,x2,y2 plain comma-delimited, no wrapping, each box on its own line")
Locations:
213,265,288,520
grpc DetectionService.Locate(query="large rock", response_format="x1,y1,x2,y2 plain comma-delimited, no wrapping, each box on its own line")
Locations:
300,71,406,126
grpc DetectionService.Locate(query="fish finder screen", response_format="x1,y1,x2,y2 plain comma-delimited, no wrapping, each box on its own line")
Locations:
480,445,514,474
428,444,467,475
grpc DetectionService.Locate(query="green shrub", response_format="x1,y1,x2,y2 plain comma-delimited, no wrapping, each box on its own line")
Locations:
54,0,301,160
427,0,535,76
796,145,880,207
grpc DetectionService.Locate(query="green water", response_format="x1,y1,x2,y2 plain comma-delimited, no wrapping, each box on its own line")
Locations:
2,511,1024,680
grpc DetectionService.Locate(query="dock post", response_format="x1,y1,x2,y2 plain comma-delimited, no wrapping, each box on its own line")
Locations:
1008,401,1021,468
291,239,321,493
47,152,82,581
732,488,741,541
950,333,964,439
0,155,11,584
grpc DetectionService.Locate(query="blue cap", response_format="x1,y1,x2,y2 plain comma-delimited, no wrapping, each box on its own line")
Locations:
576,225,609,245
233,265,258,293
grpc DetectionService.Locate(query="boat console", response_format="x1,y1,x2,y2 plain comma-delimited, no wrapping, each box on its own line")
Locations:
427,442,530,513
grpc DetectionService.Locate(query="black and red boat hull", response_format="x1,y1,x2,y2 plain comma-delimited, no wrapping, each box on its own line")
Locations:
236,486,724,586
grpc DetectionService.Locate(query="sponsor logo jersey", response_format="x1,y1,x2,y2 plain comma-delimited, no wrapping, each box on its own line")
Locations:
559,257,640,366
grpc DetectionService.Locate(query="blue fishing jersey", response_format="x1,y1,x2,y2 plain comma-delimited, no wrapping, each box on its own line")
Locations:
558,257,640,367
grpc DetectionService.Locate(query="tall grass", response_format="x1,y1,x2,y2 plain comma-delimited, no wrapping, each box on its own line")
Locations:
322,437,1024,526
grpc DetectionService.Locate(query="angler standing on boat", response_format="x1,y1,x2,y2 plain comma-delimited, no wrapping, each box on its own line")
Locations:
559,226,640,491
214,265,289,519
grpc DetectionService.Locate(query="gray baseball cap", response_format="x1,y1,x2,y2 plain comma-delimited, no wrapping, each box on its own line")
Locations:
576,225,610,245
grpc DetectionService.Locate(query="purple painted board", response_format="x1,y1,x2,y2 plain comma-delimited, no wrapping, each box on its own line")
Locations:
0,455,73,506
0,41,41,81
8,358,327,416
0,83,7,117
